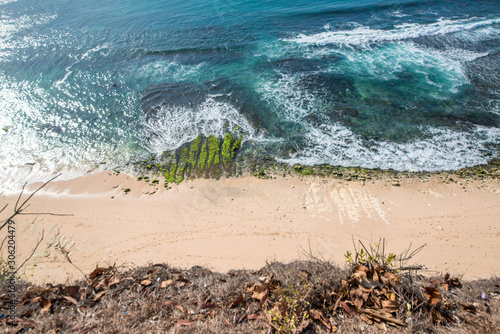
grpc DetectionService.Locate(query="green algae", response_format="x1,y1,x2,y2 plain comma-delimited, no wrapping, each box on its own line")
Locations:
231,135,243,160
132,131,246,186
188,135,202,167
207,135,220,167
168,164,177,183
222,133,233,165
198,139,208,170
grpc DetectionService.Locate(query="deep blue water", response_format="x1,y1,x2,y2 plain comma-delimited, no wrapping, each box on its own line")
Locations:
1,0,500,189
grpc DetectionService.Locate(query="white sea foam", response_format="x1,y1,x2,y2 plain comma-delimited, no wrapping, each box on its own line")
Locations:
284,17,500,46
255,71,499,172
257,72,321,122
328,42,468,94
55,44,109,88
144,96,256,154
280,123,500,172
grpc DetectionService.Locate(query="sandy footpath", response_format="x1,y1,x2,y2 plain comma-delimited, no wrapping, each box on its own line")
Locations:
1,171,499,284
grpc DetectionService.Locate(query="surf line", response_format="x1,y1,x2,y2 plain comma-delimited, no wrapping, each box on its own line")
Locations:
54,44,109,88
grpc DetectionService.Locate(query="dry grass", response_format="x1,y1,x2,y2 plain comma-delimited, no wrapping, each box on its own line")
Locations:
0,260,498,334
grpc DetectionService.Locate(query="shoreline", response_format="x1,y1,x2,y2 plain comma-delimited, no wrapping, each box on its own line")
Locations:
1,169,499,284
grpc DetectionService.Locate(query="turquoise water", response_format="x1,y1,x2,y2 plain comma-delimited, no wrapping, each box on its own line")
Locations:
1,0,500,189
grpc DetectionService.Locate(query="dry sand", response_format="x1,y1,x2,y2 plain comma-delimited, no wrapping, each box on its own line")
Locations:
2,171,499,284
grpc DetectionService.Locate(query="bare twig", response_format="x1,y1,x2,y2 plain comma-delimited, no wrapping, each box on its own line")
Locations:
298,239,329,265
17,212,73,217
57,244,89,283
12,230,44,275
361,309,406,326
0,173,63,231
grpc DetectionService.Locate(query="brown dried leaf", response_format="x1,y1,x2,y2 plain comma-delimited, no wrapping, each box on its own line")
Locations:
309,309,330,329
175,278,190,287
251,284,269,301
140,279,152,286
353,264,369,273
160,280,174,288
94,278,109,291
386,292,396,302
373,270,380,283
446,276,462,289
460,303,477,314
381,300,399,312
380,275,389,287
272,286,283,297
19,297,30,307
384,272,398,285
108,276,121,288
361,278,382,289
309,309,322,320
349,271,366,283
40,298,51,316
175,319,194,327
66,286,81,301
93,290,107,302
341,301,354,316
229,295,244,308
431,309,442,324
201,303,219,309
424,287,442,305
89,267,111,280
63,296,78,306
165,300,184,312
247,314,264,320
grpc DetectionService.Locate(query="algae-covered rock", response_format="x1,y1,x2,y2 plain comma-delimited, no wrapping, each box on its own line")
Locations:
222,133,233,165
198,139,208,170
207,135,221,167
133,131,245,185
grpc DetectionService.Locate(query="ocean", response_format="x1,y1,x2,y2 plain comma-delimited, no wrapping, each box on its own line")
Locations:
1,0,499,190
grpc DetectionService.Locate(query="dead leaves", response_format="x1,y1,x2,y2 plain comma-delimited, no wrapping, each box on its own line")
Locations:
9,260,493,333
247,314,264,320
165,300,184,312
336,262,403,327
229,295,244,308
424,287,443,305
39,298,51,316
175,319,194,327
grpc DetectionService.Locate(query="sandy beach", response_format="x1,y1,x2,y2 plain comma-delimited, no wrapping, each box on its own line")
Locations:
2,171,499,284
